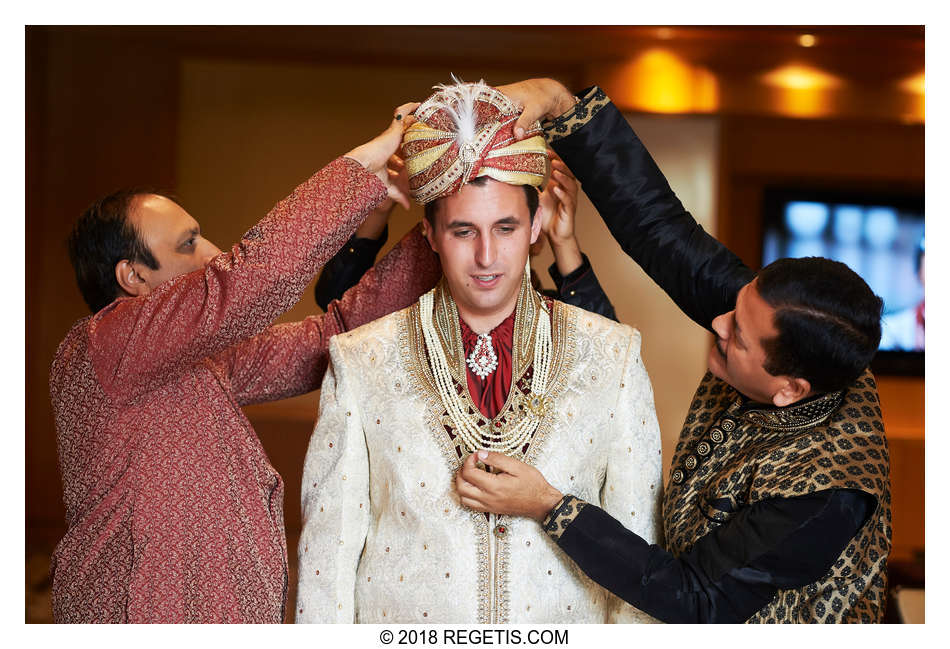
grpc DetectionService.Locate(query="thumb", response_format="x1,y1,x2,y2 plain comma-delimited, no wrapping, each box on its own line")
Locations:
513,112,534,140
476,450,524,476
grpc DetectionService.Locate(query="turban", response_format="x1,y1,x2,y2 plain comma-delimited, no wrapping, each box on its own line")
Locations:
403,79,549,205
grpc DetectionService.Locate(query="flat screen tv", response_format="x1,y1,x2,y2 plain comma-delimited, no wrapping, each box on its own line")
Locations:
761,188,924,376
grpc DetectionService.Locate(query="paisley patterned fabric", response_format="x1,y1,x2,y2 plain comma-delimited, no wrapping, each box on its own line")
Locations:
542,495,588,542
297,298,662,623
663,370,892,623
49,158,441,623
542,86,611,143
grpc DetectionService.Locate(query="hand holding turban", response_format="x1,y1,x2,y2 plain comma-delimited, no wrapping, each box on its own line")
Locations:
402,78,549,205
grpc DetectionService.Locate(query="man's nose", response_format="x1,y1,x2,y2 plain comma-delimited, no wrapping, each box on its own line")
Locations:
202,241,223,265
475,234,496,268
711,311,731,341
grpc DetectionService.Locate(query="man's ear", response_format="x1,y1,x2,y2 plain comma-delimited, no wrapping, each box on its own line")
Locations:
771,376,812,407
115,259,150,298
421,219,437,252
529,205,543,245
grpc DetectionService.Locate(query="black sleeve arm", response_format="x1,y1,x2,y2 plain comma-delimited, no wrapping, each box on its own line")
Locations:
313,226,389,311
547,254,618,322
547,88,755,331
545,488,875,623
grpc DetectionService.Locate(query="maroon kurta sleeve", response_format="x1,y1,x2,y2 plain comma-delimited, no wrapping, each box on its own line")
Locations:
87,156,386,405
48,155,402,623
217,225,441,406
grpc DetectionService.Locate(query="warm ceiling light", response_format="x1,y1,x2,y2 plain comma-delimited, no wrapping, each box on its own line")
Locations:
656,27,674,40
604,48,719,114
760,64,841,118
762,64,841,90
798,34,817,47
899,71,925,95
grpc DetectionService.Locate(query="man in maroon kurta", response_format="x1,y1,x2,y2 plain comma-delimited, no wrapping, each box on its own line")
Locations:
49,112,440,623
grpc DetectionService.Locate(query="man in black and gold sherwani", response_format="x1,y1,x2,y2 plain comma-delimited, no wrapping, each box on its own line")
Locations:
456,79,891,623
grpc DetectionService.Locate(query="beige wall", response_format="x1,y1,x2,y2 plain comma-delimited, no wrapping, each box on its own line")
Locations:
177,59,720,482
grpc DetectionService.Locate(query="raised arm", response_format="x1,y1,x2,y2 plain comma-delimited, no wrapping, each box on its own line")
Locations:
88,108,417,403
217,225,440,405
540,153,617,321
314,154,408,310
544,87,753,329
499,79,754,329
313,227,388,310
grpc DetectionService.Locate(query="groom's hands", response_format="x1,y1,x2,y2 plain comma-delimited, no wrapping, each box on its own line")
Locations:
456,450,564,521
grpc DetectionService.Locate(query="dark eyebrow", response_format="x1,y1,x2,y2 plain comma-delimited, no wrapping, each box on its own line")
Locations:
445,219,476,229
445,216,521,229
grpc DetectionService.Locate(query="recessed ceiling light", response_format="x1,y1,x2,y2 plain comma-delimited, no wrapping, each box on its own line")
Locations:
798,34,817,48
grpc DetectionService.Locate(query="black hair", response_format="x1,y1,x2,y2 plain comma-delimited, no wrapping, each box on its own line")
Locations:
423,177,540,227
756,257,883,394
67,188,163,313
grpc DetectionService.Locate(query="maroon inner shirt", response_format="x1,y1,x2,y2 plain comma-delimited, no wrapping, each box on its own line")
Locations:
459,309,515,420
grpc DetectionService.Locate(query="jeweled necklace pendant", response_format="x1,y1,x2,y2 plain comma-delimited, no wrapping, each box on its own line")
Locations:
466,332,498,379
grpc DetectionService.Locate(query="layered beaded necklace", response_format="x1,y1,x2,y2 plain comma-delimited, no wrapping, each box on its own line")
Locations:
418,265,553,455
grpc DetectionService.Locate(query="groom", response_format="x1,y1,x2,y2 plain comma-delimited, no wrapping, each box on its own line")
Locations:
296,79,663,623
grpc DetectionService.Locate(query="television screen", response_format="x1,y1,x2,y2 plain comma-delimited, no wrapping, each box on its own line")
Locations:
762,189,924,374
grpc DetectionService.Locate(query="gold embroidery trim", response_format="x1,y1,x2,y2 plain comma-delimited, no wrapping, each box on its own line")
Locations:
541,86,610,144
542,494,589,542
740,390,844,432
401,281,579,623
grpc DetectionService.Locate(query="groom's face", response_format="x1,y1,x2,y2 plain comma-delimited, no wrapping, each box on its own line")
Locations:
424,179,541,327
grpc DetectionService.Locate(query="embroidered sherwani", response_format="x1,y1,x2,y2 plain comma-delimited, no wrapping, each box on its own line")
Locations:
296,282,662,623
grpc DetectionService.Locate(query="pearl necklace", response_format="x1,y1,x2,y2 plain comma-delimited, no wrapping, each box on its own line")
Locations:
418,274,553,455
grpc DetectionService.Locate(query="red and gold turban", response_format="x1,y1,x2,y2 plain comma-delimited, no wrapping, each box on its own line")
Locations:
403,79,549,205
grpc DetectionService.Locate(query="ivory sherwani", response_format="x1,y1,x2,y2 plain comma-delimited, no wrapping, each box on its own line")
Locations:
297,288,662,623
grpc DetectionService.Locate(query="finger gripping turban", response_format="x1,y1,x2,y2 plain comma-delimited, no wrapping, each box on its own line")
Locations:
403,78,549,205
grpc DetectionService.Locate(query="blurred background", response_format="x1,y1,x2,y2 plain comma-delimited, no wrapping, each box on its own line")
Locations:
25,25,925,623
